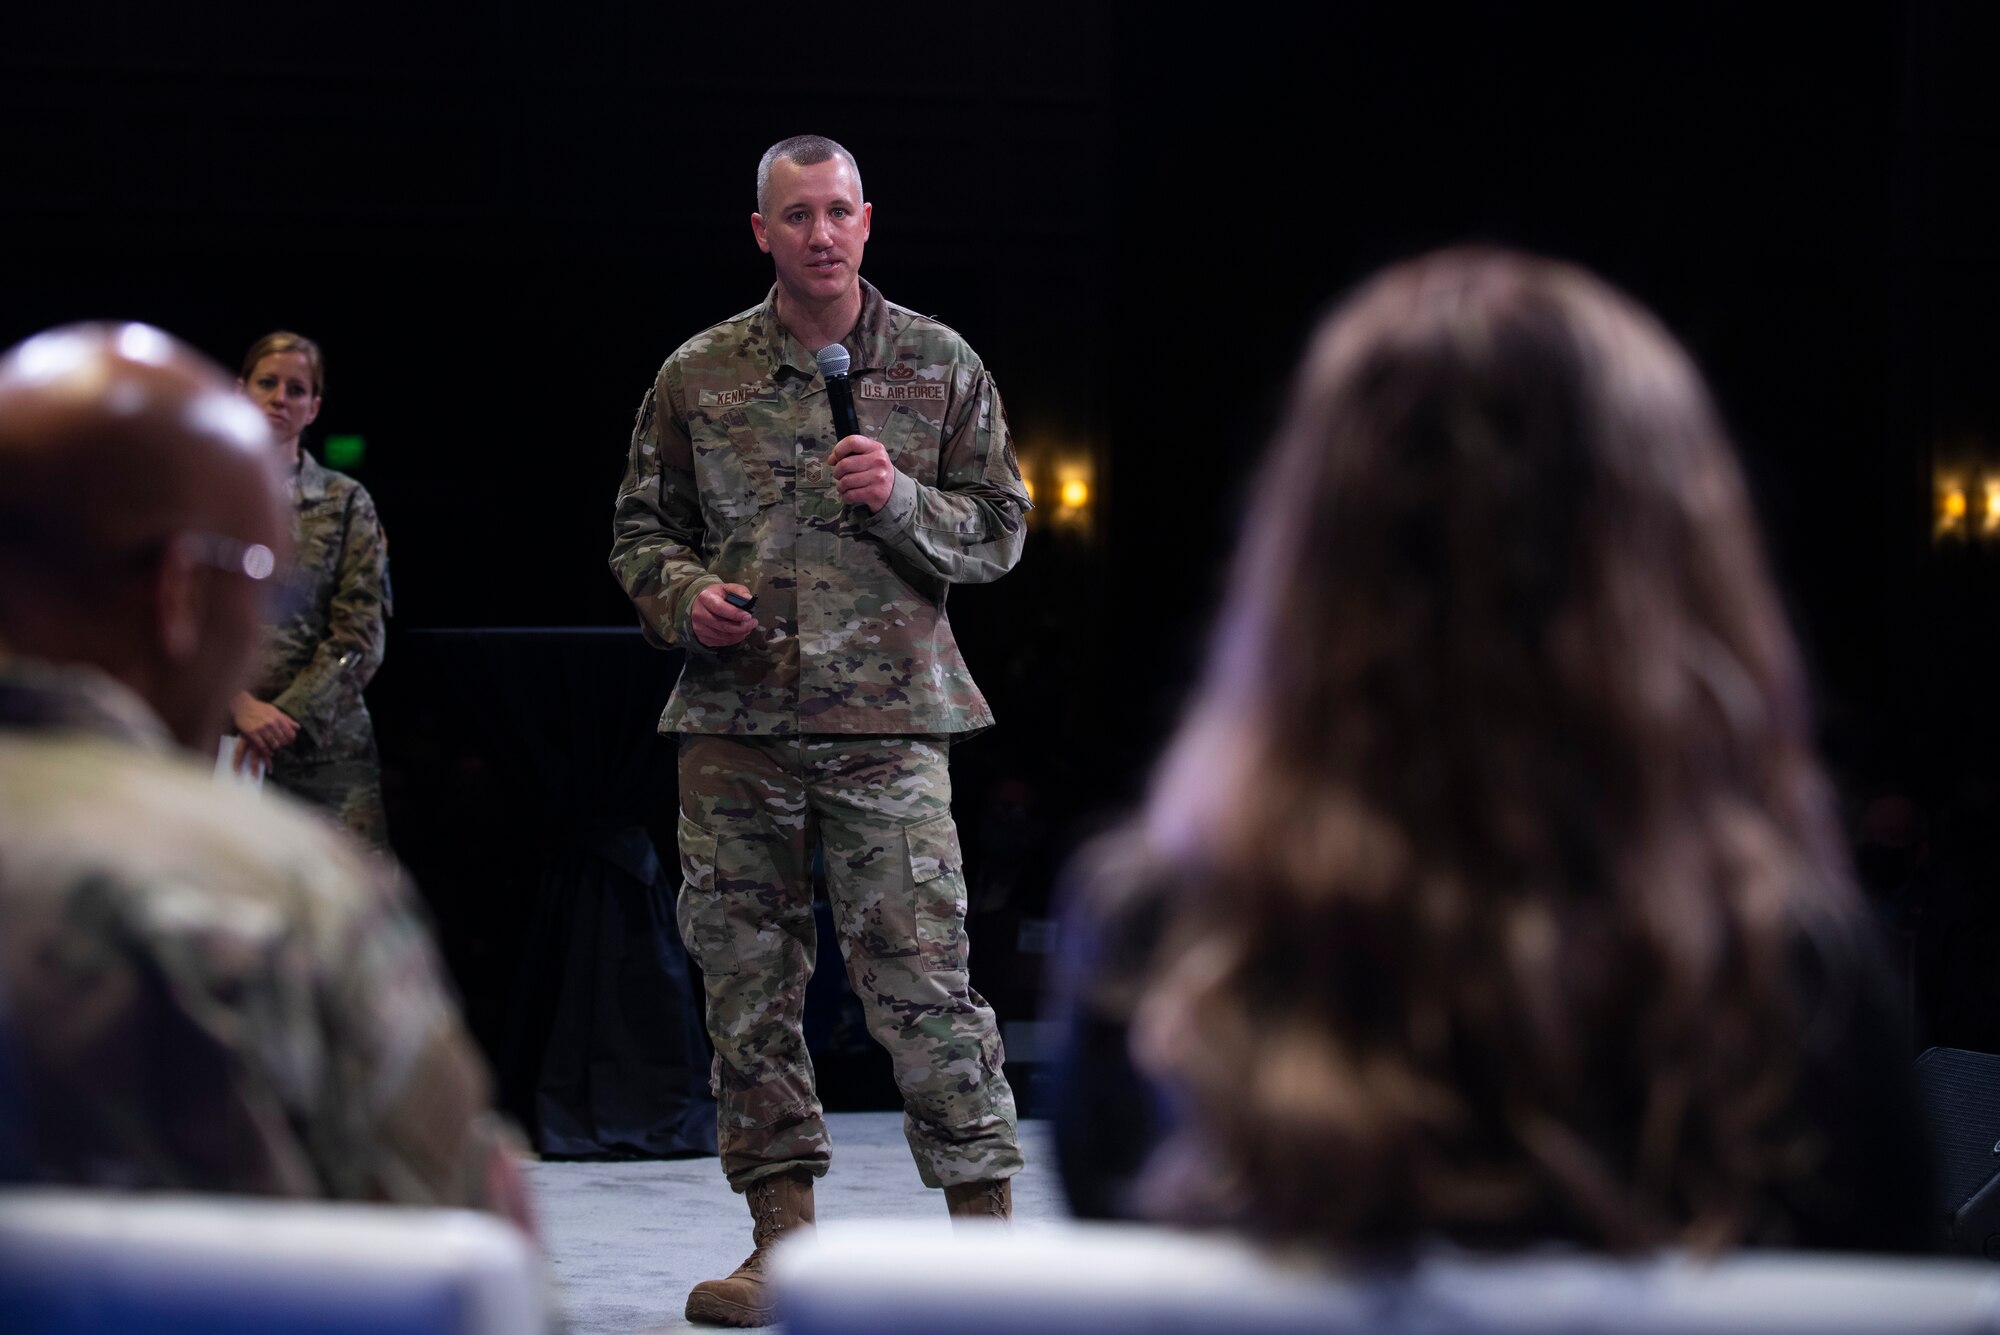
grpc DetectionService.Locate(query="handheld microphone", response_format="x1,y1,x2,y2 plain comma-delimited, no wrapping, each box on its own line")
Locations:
816,344,873,521
814,344,861,441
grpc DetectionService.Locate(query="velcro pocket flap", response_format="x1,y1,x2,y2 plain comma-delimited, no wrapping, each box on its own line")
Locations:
905,813,960,884
676,810,718,892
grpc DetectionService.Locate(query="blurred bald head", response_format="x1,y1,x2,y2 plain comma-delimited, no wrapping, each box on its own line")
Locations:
0,323,287,750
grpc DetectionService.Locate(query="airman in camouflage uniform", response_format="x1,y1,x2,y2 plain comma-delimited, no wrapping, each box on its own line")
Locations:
0,323,533,1236
610,135,1026,1325
247,448,393,850
0,655,508,1207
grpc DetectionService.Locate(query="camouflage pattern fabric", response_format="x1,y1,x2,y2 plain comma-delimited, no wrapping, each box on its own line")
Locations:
609,279,1030,736
0,654,514,1208
677,732,1021,1190
269,742,388,854
251,449,391,850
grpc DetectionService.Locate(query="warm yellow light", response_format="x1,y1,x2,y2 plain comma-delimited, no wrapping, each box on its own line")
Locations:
1022,477,1034,503
1985,482,2000,523
1026,442,1099,531
1938,477,1971,542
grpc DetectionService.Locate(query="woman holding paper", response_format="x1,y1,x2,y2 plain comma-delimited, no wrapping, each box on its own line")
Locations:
232,330,393,851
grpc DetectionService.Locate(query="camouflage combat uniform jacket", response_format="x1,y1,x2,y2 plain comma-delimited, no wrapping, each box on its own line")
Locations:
0,653,511,1206
252,450,391,843
610,281,1030,735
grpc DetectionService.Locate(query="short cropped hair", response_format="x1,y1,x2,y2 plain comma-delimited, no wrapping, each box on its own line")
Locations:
756,135,864,214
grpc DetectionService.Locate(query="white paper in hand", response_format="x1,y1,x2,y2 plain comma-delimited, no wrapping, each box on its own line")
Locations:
216,735,266,792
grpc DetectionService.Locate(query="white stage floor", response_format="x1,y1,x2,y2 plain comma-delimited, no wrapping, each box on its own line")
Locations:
528,1112,1060,1334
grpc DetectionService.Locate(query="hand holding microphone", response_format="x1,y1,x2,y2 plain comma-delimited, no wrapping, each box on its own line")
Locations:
815,344,894,514
830,437,893,513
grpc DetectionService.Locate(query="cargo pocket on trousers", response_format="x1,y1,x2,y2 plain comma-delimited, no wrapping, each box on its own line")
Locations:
906,813,967,974
675,809,739,978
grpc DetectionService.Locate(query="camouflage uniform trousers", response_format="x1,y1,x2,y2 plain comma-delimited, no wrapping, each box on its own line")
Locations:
675,732,1022,1192
268,706,390,854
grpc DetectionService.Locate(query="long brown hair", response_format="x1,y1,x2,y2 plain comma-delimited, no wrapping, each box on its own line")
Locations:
1137,248,1861,1252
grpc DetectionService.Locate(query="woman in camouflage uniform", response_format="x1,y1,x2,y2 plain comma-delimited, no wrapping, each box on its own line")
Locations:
231,331,393,851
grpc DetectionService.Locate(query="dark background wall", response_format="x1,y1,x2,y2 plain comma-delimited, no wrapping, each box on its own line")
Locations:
10,1,2000,1101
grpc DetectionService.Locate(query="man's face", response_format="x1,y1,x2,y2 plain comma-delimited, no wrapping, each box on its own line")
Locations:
752,156,871,306
169,403,292,752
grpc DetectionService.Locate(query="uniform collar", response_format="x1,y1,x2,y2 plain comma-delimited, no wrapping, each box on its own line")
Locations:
758,278,901,383
294,448,335,504
0,651,178,754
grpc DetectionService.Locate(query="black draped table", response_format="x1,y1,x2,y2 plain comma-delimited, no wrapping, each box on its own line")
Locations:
376,627,715,1159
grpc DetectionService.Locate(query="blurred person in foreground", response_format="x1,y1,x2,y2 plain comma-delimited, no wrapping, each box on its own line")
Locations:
0,324,534,1235
231,330,393,852
1052,249,1934,1254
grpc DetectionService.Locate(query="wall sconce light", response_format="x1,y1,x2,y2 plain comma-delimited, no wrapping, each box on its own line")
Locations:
1938,476,1969,541
1016,440,1099,539
1931,439,2000,549
1051,459,1095,536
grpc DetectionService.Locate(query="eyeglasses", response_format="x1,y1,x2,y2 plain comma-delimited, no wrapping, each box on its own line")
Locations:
174,531,308,620
180,531,276,582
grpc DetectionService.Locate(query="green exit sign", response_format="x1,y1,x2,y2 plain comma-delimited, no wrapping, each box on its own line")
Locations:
324,434,366,469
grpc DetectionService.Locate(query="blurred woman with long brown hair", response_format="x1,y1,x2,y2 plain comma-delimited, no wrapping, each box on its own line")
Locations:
1053,248,1932,1253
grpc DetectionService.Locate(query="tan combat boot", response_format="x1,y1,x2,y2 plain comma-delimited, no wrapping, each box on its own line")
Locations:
684,1169,815,1327
943,1177,1012,1226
